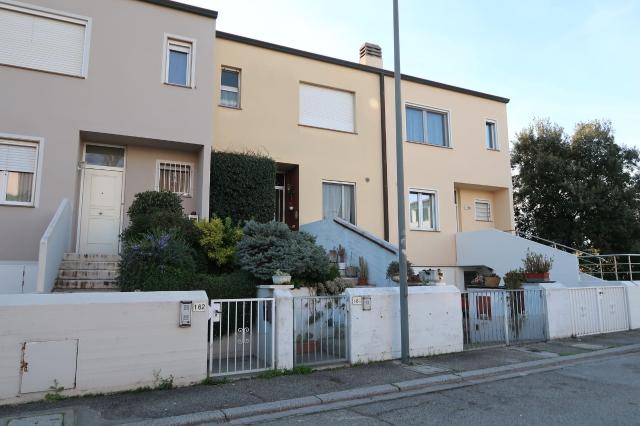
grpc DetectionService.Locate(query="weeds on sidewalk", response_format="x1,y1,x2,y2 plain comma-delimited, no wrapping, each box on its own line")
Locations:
44,380,66,402
152,370,174,390
201,377,230,386
257,366,313,379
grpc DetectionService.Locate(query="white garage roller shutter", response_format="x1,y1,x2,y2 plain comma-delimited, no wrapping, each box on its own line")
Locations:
0,3,89,77
299,83,355,133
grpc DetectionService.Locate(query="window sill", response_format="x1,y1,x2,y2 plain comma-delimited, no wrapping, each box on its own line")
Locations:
164,82,194,89
299,124,357,135
219,104,242,110
486,148,500,152
0,62,86,79
405,140,452,149
475,219,493,223
0,202,35,208
410,227,440,232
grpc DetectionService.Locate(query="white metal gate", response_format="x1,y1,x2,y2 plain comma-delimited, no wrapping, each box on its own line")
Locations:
209,298,275,376
293,295,349,367
462,289,547,347
569,287,629,336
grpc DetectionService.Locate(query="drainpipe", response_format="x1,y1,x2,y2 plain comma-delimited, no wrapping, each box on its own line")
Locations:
379,72,390,241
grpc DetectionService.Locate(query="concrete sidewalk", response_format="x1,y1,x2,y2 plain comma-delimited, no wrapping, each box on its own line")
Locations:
1,330,639,425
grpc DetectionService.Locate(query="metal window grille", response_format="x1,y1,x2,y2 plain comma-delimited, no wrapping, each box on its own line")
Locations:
475,201,491,221
158,162,191,196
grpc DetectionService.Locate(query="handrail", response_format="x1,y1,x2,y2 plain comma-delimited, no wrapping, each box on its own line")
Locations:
36,199,72,293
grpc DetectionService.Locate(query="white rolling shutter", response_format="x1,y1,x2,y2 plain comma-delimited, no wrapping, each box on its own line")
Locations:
0,142,37,173
0,4,89,77
475,201,491,221
299,83,355,133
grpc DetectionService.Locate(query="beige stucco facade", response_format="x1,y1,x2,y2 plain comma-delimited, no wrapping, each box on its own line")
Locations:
0,0,216,260
214,35,514,268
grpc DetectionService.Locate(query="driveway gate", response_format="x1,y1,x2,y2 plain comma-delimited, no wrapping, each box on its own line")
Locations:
209,298,275,376
568,286,629,336
293,295,349,366
462,289,547,347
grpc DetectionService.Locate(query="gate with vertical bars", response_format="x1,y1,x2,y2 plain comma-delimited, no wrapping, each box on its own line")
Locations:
209,298,275,376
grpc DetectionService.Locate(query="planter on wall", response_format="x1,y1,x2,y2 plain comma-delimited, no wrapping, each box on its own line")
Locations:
525,272,550,282
484,276,501,288
272,275,292,285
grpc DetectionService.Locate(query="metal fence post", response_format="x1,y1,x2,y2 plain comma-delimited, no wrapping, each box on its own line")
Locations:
503,292,510,346
628,255,633,281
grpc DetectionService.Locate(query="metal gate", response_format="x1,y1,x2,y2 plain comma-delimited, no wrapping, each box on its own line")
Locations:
293,295,349,366
209,298,275,376
569,286,629,336
462,289,547,347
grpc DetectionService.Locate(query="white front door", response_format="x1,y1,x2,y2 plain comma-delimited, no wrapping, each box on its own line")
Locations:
79,168,123,255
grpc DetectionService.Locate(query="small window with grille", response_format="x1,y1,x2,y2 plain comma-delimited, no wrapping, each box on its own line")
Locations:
475,200,491,222
156,161,192,197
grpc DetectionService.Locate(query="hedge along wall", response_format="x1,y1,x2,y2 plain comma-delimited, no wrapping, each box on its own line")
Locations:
210,151,276,223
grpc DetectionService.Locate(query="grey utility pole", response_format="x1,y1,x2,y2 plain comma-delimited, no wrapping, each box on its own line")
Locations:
392,0,410,364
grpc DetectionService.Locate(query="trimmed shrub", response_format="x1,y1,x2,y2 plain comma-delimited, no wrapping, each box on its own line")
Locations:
122,191,201,248
119,229,197,292
193,271,257,300
237,221,331,283
195,217,243,271
210,151,276,223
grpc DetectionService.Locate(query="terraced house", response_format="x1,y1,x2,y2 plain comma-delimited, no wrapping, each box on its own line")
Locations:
3,0,574,294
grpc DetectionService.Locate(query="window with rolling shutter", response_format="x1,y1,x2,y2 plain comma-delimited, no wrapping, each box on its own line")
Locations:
0,139,39,205
475,200,491,222
156,161,193,197
299,83,355,133
0,2,90,77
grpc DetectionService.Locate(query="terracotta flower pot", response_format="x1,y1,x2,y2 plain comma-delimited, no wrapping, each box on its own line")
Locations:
484,276,501,287
525,272,550,282
358,277,369,286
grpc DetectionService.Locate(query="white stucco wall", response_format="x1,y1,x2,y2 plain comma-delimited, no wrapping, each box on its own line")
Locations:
623,282,640,330
345,286,463,363
456,229,580,285
0,291,208,405
0,262,38,294
539,283,574,339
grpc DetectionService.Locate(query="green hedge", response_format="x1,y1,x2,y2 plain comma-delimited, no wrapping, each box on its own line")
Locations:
193,271,257,300
210,151,276,223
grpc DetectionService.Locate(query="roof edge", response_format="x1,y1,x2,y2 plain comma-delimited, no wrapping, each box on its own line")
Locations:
137,0,217,19
216,31,509,104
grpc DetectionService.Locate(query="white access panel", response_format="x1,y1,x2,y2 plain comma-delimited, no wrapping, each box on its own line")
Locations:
20,340,78,394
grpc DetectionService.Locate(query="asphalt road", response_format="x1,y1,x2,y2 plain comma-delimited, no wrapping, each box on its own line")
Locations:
260,352,640,425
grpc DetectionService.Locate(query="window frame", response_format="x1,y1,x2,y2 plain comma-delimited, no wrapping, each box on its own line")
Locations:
0,0,92,78
474,199,492,222
408,188,439,231
220,66,241,109
163,34,196,89
405,103,452,148
0,133,44,208
321,179,357,225
485,119,498,150
155,159,194,198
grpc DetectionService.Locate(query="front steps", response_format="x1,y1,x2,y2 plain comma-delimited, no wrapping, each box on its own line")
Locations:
53,253,120,292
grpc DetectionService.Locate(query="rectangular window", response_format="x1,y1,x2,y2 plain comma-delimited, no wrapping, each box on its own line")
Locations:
322,181,355,224
0,139,39,206
486,121,497,150
409,190,437,230
406,106,449,147
220,67,240,108
475,200,491,222
299,83,355,133
0,3,90,77
156,161,192,197
165,37,194,87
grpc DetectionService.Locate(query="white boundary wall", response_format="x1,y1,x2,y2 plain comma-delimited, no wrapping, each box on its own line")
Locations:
0,291,208,405
346,286,463,363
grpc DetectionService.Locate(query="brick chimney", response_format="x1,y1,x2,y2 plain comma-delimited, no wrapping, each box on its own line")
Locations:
359,43,382,68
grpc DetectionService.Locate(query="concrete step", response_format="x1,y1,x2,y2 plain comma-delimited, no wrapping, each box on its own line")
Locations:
58,269,119,280
63,253,121,262
59,260,119,271
54,279,119,290
52,287,120,293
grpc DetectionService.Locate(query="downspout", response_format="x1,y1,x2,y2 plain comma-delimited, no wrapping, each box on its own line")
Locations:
379,72,390,241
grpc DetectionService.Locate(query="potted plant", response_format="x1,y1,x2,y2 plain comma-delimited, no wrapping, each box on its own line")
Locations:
386,260,414,283
358,256,369,286
328,248,338,263
522,250,553,282
484,273,501,288
295,333,317,354
272,269,292,285
470,273,484,286
504,269,526,290
345,265,359,278
337,245,346,271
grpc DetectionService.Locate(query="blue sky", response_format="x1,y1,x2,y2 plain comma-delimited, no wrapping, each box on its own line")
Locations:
181,0,639,148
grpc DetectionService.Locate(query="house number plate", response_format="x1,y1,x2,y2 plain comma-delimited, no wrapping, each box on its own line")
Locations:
193,302,207,312
352,296,362,305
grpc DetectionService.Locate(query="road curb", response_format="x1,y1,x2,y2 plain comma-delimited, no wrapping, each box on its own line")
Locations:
118,343,640,425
